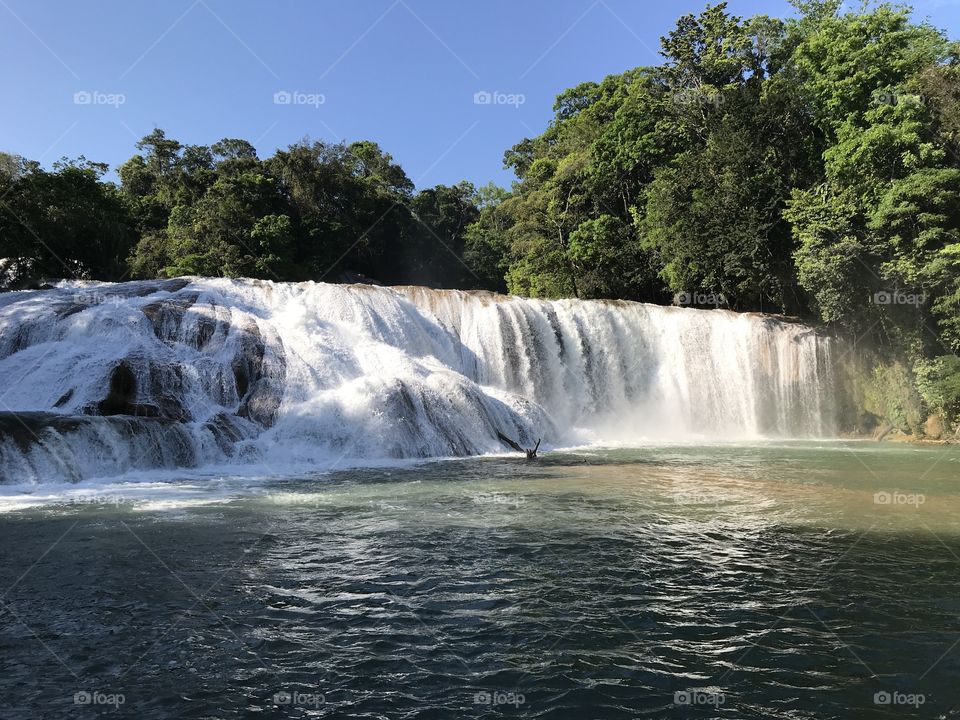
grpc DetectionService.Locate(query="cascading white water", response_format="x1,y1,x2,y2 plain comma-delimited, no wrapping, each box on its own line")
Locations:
0,278,836,483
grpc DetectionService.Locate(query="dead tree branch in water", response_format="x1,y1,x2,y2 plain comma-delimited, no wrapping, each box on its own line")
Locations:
497,432,540,459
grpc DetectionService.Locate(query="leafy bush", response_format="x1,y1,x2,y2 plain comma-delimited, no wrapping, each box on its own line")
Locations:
914,355,960,430
862,361,924,434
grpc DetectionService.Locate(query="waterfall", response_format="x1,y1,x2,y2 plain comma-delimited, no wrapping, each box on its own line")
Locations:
0,278,836,484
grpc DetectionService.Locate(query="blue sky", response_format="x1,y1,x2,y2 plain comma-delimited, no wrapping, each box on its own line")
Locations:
2,0,958,190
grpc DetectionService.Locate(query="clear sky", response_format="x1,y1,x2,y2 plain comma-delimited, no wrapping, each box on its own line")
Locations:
2,0,958,190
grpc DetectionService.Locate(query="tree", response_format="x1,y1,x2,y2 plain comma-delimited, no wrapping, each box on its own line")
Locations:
463,183,512,292
162,171,292,278
0,157,136,285
407,181,479,287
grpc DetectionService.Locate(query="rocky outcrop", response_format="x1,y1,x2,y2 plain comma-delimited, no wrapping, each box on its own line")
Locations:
232,318,284,428
0,279,291,483
923,415,944,440
0,411,200,483
86,361,190,421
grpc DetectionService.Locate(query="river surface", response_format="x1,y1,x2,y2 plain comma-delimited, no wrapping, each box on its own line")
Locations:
1,441,958,719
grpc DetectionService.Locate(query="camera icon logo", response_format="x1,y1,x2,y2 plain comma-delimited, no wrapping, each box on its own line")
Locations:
474,90,492,105
273,91,292,105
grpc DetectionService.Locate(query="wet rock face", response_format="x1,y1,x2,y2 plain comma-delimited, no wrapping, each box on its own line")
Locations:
88,362,190,421
233,319,284,428
147,363,191,421
95,362,140,416
139,289,286,428
0,279,295,482
0,280,194,361
0,412,84,451
142,292,204,346
0,412,199,483
74,292,286,459
204,413,257,455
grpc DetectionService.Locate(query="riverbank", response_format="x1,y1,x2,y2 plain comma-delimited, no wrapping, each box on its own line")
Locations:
839,427,960,445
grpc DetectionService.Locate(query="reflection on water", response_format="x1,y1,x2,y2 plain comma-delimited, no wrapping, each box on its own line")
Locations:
1,441,958,718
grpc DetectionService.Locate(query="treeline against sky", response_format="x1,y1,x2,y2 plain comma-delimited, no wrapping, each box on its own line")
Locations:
3,0,960,428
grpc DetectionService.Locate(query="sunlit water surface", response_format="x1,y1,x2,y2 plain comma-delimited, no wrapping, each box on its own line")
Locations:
1,441,959,719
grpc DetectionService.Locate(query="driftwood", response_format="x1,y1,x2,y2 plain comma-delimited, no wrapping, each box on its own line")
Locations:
497,431,541,459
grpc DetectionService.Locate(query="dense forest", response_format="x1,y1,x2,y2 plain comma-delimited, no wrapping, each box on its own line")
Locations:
2,0,960,434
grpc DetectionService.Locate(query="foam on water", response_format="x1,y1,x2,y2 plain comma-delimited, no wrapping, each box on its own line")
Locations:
0,278,836,487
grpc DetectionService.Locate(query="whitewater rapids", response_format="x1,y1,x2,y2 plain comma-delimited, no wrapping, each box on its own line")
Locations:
0,278,836,483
